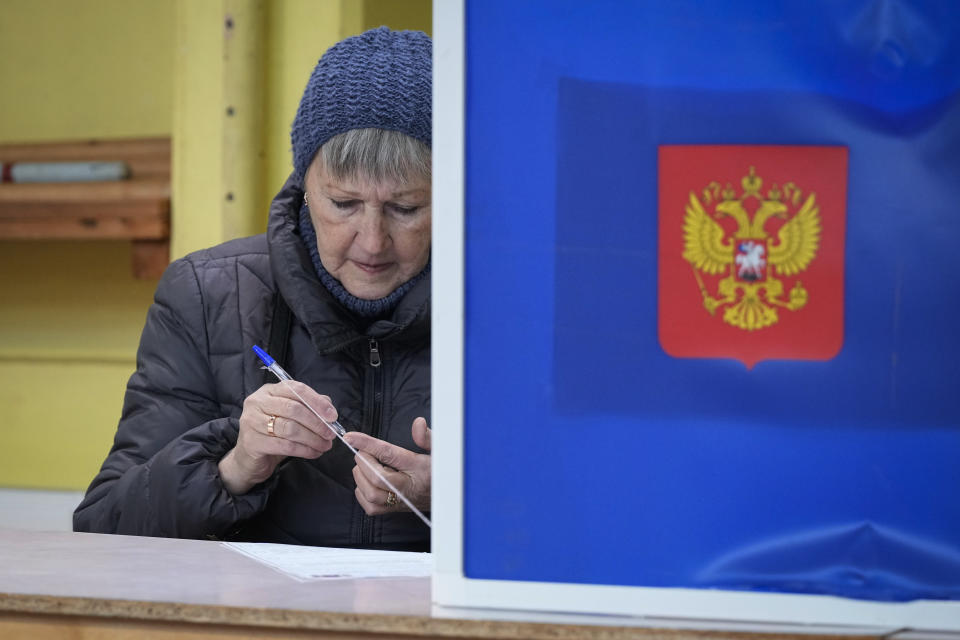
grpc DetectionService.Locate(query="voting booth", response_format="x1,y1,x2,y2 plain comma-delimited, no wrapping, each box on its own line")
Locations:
432,0,960,631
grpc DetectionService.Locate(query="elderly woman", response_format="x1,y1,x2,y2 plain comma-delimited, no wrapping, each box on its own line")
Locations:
73,27,433,551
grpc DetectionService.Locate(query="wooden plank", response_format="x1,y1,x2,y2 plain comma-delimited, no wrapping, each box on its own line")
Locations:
125,156,171,177
0,201,168,220
0,138,170,163
0,205,168,240
0,218,168,240
131,240,170,279
0,177,169,203
0,612,417,640
0,138,170,179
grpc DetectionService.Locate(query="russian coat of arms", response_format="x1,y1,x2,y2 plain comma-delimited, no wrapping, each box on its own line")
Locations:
682,166,821,331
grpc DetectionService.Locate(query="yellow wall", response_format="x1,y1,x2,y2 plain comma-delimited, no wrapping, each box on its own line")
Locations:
0,0,174,490
0,0,175,142
0,1,431,491
362,0,432,33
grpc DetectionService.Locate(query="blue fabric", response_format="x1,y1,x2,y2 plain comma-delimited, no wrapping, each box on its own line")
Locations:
291,27,432,183
462,0,960,602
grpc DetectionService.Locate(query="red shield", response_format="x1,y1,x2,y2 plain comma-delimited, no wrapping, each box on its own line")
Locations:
658,145,847,368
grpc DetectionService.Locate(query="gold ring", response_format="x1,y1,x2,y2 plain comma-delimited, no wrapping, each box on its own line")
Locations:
385,491,398,507
266,415,277,436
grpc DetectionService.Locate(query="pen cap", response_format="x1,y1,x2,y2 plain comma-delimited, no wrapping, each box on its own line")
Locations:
252,345,275,367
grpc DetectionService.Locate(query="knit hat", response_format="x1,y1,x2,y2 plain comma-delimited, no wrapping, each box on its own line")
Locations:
291,27,432,183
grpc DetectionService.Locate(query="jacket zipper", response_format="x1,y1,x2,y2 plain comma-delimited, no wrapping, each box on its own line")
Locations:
359,338,383,546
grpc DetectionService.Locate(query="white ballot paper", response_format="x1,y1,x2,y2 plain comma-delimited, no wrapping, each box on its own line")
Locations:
222,542,432,581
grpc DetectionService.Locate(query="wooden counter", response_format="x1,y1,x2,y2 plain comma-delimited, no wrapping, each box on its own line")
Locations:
0,530,928,639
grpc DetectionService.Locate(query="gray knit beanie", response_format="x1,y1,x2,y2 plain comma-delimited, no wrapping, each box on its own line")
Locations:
291,27,432,184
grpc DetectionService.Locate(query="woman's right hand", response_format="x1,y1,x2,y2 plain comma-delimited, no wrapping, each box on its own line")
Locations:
218,381,339,495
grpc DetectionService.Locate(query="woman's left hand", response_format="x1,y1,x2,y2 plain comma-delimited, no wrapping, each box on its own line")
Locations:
343,417,431,515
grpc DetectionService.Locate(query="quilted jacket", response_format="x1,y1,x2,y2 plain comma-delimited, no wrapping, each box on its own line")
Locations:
73,176,431,550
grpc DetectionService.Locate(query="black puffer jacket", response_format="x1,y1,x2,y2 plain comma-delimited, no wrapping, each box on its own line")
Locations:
73,177,431,550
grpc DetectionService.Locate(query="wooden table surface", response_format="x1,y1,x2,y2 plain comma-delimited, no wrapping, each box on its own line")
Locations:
0,529,945,640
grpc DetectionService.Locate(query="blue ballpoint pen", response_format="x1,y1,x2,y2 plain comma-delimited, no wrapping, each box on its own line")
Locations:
251,345,432,528
252,345,347,437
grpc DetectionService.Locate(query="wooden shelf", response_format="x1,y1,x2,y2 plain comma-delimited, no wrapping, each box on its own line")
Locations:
0,138,171,278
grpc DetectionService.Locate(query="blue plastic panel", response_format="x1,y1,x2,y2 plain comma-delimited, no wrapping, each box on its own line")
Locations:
462,0,960,601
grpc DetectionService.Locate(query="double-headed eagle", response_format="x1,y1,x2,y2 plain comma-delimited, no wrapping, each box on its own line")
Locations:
681,167,821,331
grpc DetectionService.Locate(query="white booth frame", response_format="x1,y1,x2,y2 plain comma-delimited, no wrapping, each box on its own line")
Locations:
430,0,960,634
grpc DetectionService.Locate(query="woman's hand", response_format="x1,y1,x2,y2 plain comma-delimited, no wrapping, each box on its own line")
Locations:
343,417,431,515
218,381,339,495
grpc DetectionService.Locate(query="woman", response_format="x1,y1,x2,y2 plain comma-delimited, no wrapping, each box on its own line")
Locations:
73,27,433,551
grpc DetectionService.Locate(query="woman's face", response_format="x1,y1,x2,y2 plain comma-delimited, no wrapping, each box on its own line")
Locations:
303,157,432,300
